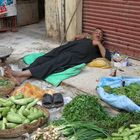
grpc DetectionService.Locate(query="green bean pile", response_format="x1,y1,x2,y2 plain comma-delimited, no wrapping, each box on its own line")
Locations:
104,83,140,105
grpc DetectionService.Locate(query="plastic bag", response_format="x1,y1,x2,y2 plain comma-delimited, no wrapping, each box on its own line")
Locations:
97,76,140,112
87,58,111,69
11,82,56,99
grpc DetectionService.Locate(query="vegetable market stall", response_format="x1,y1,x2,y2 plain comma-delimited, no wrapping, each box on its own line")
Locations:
31,94,140,140
0,64,140,139
97,76,140,112
0,94,49,138
0,76,15,97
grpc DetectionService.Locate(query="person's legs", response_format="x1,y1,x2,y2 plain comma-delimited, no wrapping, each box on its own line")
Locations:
25,41,72,70
15,76,29,84
29,52,73,79
4,66,32,77
12,70,32,77
4,66,32,85
23,53,55,70
4,48,73,84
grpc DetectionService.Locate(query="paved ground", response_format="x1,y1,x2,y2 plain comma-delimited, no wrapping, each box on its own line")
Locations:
0,21,140,139
0,20,140,102
0,20,59,63
0,20,140,100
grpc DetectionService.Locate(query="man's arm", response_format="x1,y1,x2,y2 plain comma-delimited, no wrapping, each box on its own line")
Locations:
97,42,106,58
92,40,106,58
98,42,111,60
75,33,91,40
92,40,111,60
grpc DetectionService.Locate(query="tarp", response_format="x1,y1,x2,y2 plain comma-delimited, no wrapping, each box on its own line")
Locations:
97,76,140,112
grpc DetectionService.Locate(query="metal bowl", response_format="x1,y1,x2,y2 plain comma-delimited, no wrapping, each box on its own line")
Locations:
0,46,13,59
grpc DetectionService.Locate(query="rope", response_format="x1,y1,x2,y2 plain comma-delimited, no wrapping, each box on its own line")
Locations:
59,0,82,46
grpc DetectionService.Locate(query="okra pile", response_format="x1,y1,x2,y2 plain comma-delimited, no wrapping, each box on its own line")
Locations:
0,94,47,130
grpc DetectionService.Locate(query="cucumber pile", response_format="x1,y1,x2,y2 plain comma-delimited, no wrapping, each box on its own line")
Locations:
0,94,47,130
95,124,140,140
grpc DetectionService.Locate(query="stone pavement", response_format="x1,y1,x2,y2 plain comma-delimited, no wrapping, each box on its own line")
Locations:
63,63,140,95
0,20,140,103
0,20,140,101
0,20,140,140
0,20,59,63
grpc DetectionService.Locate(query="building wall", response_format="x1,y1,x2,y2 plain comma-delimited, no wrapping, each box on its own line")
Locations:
0,0,39,30
17,0,39,26
45,0,65,42
44,0,82,42
65,0,82,41
45,0,140,59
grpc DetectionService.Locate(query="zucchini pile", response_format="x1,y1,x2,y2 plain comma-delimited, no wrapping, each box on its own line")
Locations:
31,94,140,140
0,94,47,130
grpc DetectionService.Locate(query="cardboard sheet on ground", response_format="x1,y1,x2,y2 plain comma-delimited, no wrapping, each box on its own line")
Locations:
97,76,140,112
23,53,86,86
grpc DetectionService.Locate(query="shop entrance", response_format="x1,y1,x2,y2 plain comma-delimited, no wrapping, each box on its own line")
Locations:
38,0,45,20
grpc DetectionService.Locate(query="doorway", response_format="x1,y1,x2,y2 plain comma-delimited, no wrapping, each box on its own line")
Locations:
38,0,45,20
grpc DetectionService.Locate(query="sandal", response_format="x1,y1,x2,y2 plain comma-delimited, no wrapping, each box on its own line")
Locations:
42,94,53,109
53,93,64,108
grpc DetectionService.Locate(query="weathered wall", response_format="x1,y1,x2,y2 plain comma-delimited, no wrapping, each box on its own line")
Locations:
45,0,65,42
17,0,39,26
65,0,82,41
44,0,82,42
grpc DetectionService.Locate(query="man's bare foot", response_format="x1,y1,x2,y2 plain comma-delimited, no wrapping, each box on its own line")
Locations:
4,66,19,77
15,76,28,84
4,66,20,86
4,65,12,77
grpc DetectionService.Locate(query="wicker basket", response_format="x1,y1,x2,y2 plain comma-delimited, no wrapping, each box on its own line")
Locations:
0,76,15,97
0,106,50,138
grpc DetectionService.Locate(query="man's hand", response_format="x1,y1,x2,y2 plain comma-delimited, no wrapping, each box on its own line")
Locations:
75,34,85,40
75,33,90,40
93,40,106,58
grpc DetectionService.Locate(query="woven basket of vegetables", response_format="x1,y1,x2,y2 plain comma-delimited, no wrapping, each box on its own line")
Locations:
0,105,49,138
0,94,50,138
0,76,15,97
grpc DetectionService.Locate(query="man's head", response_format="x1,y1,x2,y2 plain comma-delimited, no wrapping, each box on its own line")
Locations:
92,28,103,42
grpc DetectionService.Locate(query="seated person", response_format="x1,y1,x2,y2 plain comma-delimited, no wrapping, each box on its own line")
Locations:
4,28,111,85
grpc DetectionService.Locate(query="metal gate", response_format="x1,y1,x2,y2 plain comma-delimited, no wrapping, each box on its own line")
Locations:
82,0,140,59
